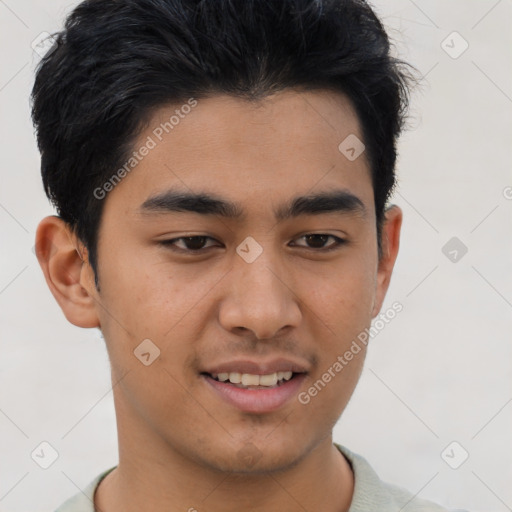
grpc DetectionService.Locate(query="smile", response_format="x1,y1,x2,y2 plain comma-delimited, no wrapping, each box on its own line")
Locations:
210,371,294,388
202,372,306,413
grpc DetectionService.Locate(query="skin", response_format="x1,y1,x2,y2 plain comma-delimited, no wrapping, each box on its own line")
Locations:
36,89,402,512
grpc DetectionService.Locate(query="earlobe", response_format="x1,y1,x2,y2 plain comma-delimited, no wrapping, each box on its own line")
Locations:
371,205,402,318
35,216,100,328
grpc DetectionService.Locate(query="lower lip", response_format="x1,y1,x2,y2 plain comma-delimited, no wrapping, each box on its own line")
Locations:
203,374,306,414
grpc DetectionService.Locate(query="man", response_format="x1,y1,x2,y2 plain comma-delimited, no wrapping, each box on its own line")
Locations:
32,0,451,510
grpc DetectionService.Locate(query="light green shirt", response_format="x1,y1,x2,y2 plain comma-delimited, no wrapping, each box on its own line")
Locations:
55,444,453,511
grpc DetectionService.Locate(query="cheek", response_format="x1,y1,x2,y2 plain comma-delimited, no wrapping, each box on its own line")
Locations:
114,360,213,451
301,258,376,337
296,256,374,410
96,258,218,378
98,256,192,330
297,328,367,432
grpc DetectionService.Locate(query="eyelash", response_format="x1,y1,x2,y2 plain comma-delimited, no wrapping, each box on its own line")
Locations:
159,234,346,254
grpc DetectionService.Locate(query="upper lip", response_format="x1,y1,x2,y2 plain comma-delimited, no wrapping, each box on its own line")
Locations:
202,358,309,376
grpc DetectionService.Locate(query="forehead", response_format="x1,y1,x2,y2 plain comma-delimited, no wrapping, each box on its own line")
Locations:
104,88,374,219
149,88,364,158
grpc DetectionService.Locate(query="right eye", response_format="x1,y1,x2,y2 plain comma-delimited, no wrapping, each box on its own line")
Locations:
159,236,222,253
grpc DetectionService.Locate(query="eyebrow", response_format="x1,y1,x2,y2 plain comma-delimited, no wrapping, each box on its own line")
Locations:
139,188,367,221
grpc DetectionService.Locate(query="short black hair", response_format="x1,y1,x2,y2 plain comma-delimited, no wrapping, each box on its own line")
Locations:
31,0,414,285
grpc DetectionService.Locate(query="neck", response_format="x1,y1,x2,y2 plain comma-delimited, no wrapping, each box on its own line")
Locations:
95,394,354,512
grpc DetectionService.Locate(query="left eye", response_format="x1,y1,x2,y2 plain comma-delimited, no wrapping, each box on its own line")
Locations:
160,234,345,253
291,234,345,250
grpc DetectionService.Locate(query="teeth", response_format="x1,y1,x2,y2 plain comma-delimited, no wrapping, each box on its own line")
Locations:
212,371,293,387
228,372,241,384
258,373,278,386
241,373,260,386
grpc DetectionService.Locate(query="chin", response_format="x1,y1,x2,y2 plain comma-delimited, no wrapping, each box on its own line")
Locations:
197,440,309,475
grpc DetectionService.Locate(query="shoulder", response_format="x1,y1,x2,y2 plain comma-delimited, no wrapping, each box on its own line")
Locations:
335,444,462,512
54,467,116,512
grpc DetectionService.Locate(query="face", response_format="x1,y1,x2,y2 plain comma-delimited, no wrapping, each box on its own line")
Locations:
45,89,401,474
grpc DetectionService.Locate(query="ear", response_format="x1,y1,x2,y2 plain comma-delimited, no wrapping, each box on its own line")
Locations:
371,205,402,318
35,216,100,328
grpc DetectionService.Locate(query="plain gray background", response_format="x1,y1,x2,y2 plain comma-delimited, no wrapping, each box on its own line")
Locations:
1,1,511,511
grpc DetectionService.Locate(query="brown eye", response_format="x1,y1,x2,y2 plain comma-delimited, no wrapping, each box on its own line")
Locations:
292,234,345,251
305,234,329,248
180,236,208,250
160,236,220,252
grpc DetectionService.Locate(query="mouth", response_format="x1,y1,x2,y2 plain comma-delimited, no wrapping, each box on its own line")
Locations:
206,370,295,389
201,369,307,413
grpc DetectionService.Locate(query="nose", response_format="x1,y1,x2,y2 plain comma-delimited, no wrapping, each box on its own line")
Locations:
218,247,302,340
